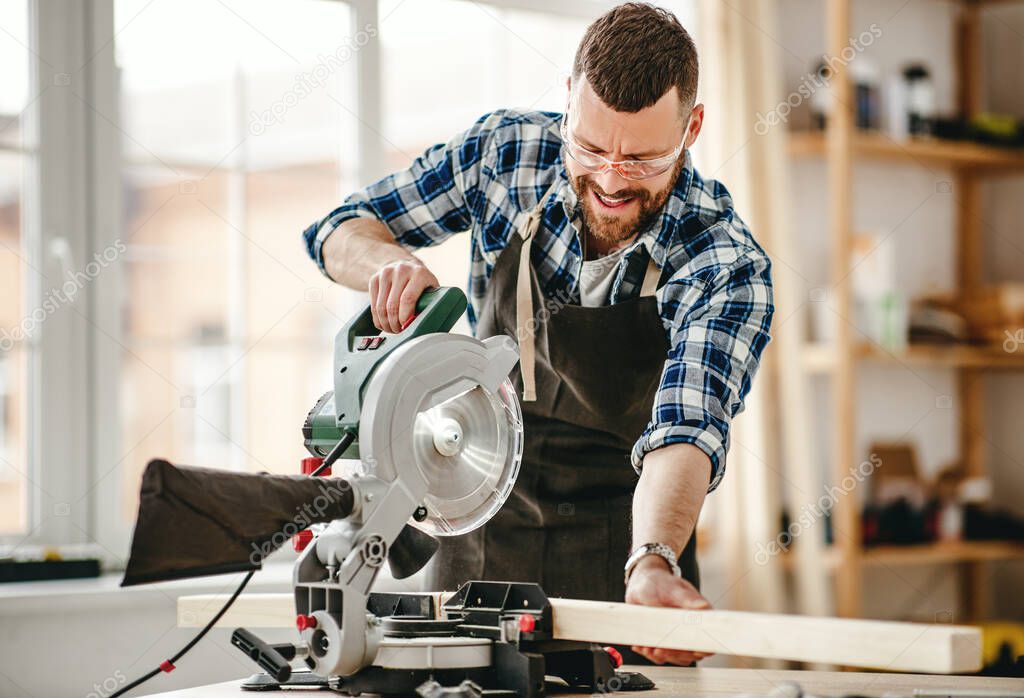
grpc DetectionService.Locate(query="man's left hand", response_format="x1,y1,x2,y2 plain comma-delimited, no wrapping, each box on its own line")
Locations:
624,555,713,666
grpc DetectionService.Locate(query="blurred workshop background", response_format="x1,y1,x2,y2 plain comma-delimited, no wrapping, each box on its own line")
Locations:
1,0,1024,695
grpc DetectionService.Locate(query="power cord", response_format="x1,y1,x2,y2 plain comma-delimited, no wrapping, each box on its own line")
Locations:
109,569,256,698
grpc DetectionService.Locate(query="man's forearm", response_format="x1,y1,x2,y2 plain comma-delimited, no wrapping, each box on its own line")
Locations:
321,217,418,289
632,443,711,556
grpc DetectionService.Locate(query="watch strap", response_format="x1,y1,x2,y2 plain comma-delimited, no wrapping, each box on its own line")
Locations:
624,542,681,585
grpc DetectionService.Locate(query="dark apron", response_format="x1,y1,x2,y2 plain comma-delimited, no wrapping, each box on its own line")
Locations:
431,179,699,602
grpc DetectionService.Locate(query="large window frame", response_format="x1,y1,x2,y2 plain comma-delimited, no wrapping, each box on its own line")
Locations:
5,0,692,565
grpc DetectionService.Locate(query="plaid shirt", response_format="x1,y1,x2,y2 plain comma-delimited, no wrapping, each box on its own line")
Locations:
303,109,773,492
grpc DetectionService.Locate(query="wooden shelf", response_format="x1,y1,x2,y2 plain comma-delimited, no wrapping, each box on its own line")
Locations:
803,342,1024,373
788,541,1024,570
789,131,1024,171
862,541,1024,566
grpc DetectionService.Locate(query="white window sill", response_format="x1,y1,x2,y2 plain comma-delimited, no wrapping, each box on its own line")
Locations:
0,561,423,615
0,562,295,615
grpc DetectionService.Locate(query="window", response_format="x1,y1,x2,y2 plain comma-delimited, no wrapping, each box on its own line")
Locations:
0,1,33,535
114,0,358,520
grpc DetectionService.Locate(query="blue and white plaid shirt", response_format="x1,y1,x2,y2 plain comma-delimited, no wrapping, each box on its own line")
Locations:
304,109,773,492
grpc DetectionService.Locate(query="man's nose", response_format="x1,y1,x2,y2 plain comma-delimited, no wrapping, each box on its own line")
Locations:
593,167,629,195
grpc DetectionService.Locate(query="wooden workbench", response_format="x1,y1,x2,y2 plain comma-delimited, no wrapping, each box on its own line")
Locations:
146,666,1024,696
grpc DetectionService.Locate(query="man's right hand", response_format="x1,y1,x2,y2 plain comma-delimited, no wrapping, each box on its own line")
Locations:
368,259,440,333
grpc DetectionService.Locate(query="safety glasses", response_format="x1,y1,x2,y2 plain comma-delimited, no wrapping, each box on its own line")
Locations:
560,115,686,181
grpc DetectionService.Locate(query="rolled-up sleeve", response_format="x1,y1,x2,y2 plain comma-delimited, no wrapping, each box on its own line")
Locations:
631,248,774,492
302,111,503,276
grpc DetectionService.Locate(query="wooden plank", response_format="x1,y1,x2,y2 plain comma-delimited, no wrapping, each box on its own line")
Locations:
550,598,982,675
179,594,983,674
178,591,452,629
178,592,293,629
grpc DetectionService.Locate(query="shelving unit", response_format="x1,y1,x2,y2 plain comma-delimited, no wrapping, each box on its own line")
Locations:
796,0,1024,620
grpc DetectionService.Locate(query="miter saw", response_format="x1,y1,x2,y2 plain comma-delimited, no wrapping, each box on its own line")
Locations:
119,286,649,697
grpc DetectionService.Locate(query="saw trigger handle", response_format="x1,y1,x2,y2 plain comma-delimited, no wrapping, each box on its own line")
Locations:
345,286,467,346
231,628,293,683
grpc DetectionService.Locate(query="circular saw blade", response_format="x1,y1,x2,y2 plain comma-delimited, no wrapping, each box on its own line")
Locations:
411,377,523,537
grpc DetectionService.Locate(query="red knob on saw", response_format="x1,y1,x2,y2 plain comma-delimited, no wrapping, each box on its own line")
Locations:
292,529,313,552
518,614,536,633
301,457,328,476
603,646,623,668
296,614,318,631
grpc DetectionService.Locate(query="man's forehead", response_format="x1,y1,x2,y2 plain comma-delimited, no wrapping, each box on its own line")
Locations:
570,77,685,152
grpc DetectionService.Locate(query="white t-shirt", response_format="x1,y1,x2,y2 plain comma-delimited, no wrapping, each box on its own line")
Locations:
579,245,629,307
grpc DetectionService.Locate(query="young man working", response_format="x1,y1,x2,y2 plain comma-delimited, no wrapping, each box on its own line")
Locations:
303,3,773,665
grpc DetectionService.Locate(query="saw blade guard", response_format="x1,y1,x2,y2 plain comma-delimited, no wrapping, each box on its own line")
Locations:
358,333,523,537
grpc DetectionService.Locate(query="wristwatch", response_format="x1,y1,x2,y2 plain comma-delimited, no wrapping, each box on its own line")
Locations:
624,542,681,586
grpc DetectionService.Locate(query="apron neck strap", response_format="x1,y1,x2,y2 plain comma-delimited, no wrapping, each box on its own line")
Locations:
515,175,561,402
518,176,563,242
639,253,661,298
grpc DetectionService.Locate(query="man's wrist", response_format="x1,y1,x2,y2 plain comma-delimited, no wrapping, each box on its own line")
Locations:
624,542,681,585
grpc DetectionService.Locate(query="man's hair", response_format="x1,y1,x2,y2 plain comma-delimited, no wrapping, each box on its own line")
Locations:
572,3,698,113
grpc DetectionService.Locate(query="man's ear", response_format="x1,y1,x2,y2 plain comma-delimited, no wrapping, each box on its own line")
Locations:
684,103,705,148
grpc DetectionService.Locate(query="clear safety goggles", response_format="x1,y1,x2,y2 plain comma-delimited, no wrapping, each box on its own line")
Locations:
560,115,686,181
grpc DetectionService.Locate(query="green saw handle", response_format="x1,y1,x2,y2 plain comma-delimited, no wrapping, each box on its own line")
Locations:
330,286,468,433
344,286,467,344
412,286,466,332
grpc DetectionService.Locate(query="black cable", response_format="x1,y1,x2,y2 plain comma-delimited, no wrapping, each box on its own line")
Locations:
310,430,355,477
109,569,256,698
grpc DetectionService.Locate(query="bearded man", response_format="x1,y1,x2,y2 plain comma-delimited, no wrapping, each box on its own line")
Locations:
303,2,773,666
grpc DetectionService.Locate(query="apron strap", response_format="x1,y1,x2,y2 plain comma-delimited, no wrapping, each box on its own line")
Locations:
639,253,661,298
515,177,562,403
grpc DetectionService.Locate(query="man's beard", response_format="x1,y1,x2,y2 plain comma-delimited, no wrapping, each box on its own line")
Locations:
570,155,686,248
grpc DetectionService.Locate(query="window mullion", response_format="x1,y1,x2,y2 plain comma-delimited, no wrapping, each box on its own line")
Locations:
84,0,129,561
30,0,96,546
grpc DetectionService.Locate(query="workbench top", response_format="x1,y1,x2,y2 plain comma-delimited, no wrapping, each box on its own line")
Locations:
145,666,1024,696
